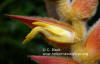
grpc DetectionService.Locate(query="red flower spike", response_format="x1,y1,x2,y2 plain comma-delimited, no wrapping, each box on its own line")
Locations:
6,0,100,63
29,56,79,64
85,19,100,60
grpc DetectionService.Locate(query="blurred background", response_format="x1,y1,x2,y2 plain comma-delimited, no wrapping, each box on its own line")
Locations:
0,0,100,64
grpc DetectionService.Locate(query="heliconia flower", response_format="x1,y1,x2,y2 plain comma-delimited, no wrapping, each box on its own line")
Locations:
7,14,100,64
7,14,82,48
6,0,100,64
29,55,79,64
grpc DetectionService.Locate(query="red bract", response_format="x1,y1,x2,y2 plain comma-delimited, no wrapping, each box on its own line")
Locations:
85,19,100,59
29,56,79,64
6,14,74,29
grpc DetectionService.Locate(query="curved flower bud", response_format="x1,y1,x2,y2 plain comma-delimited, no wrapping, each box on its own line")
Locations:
85,19,100,60
29,55,79,64
57,0,98,21
23,21,78,44
7,14,80,48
